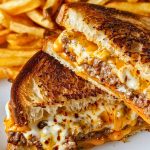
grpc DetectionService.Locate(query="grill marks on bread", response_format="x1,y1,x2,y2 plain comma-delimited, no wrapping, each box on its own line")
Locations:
57,3,150,70
34,55,102,103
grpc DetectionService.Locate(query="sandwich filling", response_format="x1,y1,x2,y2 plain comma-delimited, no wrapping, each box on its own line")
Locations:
49,30,150,117
5,98,142,150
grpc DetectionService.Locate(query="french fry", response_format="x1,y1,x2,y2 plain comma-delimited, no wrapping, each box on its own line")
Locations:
0,0,61,79
0,49,37,58
127,0,138,2
106,2,150,16
0,0,42,15
7,33,38,46
0,29,10,44
10,21,45,37
0,66,20,80
0,36,6,44
7,34,43,50
27,9,54,29
65,0,80,2
7,42,42,50
0,9,11,28
0,57,29,67
12,14,35,26
88,0,110,5
0,29,10,36
43,0,63,15
0,25,4,30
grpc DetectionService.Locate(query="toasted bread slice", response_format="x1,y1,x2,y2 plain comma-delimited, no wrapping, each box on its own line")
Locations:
9,51,105,126
5,51,149,150
46,3,150,124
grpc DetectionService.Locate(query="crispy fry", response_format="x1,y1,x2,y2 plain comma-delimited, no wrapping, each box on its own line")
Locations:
7,33,38,46
0,9,11,28
12,14,35,26
88,0,110,5
7,34,43,50
0,29,10,36
0,49,37,58
0,66,20,80
27,9,54,29
7,42,42,50
0,57,29,67
127,0,138,2
10,21,45,37
65,0,80,2
106,2,150,16
0,25,4,30
0,0,61,79
0,29,10,44
43,0,63,15
0,36,6,44
0,0,42,15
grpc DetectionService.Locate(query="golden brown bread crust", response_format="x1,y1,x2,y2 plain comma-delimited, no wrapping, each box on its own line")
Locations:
10,51,104,126
56,2,150,76
10,51,50,126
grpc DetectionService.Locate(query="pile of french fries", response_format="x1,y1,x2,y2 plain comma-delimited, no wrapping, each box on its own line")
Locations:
0,0,149,80
0,0,63,80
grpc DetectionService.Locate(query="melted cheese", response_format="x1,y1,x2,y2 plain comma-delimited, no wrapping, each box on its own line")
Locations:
5,100,141,149
126,71,139,90
144,86,150,99
24,103,107,149
109,62,140,90
94,49,110,61
53,30,149,95
22,100,139,150
117,86,127,93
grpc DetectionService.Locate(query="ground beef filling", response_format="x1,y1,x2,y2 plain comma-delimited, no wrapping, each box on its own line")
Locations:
8,131,43,150
63,50,149,112
76,117,147,143
8,132,27,146
76,129,111,142
81,60,149,111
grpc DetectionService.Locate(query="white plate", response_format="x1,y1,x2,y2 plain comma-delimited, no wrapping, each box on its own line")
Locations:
0,79,150,150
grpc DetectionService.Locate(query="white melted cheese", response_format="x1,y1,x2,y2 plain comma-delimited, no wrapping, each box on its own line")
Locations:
24,125,39,139
109,62,139,90
125,70,139,90
23,100,138,150
143,86,150,99
64,30,140,92
72,42,82,56
117,86,127,93
130,111,138,121
71,39,92,65
23,103,110,150
135,63,150,82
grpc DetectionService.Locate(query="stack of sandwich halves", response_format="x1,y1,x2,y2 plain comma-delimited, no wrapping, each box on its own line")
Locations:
5,3,150,150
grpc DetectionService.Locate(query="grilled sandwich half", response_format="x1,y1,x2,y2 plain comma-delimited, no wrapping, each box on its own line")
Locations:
5,51,149,150
45,3,150,124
